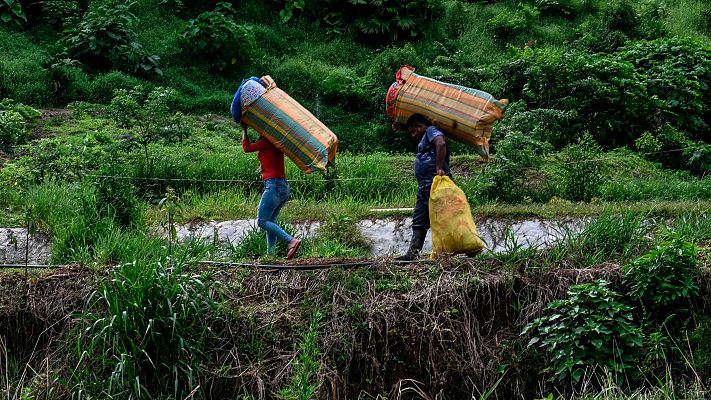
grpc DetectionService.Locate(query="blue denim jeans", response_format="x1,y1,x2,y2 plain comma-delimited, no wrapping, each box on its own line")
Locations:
257,178,293,254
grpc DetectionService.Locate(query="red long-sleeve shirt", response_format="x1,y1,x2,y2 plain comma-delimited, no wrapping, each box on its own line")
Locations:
242,136,286,181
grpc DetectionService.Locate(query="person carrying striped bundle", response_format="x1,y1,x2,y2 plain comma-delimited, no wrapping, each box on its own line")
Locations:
395,113,452,261
239,79,301,259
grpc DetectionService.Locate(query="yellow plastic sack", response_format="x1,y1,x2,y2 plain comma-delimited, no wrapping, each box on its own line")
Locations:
429,175,485,258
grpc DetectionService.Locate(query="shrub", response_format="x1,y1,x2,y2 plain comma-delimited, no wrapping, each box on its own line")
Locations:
93,164,145,229
109,86,191,168
49,58,90,104
537,0,579,19
87,71,146,104
0,108,27,151
0,98,40,150
523,280,643,383
493,100,577,148
179,2,255,74
363,43,422,112
642,124,711,175
624,238,699,315
499,48,653,148
487,4,539,41
6,132,110,185
576,0,642,53
0,0,27,28
617,38,711,140
560,133,604,202
483,131,552,203
299,0,440,42
62,2,161,76
39,0,80,28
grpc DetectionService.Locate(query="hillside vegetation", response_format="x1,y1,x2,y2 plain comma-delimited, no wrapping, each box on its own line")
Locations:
0,0,710,399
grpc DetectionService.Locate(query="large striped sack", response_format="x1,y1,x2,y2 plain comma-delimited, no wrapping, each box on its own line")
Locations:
231,76,338,174
385,66,508,160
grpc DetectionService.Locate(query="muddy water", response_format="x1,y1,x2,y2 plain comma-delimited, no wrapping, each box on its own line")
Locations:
0,218,587,265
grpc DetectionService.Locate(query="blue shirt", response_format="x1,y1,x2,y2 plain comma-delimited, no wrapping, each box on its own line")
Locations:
414,126,451,185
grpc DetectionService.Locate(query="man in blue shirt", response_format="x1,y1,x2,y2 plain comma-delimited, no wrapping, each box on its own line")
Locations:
396,113,452,261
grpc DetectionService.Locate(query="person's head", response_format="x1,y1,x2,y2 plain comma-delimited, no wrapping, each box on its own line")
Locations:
406,113,431,139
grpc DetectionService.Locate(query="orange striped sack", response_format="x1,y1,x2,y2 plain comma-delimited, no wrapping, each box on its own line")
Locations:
238,76,338,174
386,66,508,160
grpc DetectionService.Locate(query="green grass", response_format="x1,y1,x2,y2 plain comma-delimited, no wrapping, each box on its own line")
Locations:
666,0,711,41
72,258,219,398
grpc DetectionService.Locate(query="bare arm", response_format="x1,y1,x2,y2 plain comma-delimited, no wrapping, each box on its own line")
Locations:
433,135,447,176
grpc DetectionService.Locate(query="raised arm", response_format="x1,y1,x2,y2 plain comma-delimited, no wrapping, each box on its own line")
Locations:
241,124,266,153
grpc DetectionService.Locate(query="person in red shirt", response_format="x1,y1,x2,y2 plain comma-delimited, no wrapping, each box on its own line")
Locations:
242,125,301,259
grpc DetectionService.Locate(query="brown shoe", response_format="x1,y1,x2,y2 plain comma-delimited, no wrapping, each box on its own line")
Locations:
286,239,301,259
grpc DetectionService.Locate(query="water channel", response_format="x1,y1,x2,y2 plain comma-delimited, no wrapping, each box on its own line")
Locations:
1,217,587,265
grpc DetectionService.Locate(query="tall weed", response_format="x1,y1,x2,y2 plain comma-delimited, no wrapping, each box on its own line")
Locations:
277,311,323,400
551,211,649,265
72,260,219,399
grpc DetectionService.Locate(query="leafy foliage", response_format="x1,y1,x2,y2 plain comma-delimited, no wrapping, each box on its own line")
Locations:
501,48,652,148
576,0,644,53
39,0,81,28
0,98,40,150
61,2,161,76
560,133,604,202
617,38,711,140
179,2,255,74
484,131,552,203
639,124,711,175
500,37,711,152
109,86,191,167
537,0,580,19
523,280,643,383
72,260,219,399
280,0,304,23
486,3,539,41
624,238,699,313
0,0,26,28
298,0,439,42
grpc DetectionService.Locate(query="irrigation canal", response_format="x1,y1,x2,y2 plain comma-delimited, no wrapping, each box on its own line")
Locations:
0,217,587,266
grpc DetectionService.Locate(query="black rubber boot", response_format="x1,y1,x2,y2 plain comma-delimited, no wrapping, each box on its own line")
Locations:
395,229,427,261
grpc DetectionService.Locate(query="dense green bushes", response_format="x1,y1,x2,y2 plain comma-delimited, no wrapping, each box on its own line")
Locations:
524,280,643,383
0,98,40,151
291,0,441,42
62,2,161,76
499,37,710,158
526,235,708,386
178,2,255,74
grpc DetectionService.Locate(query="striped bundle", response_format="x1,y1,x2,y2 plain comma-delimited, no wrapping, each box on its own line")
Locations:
386,66,508,160
231,76,338,174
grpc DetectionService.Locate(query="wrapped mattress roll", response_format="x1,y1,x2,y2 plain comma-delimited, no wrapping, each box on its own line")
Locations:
386,66,507,160
232,76,338,173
